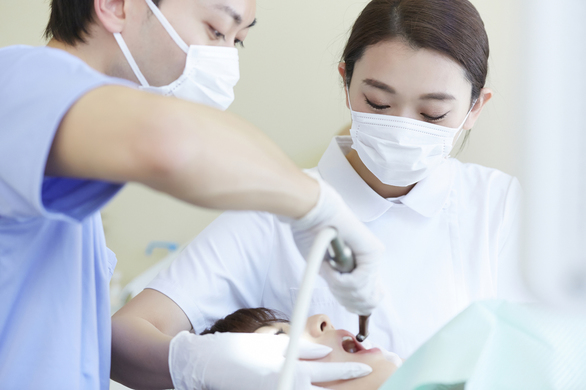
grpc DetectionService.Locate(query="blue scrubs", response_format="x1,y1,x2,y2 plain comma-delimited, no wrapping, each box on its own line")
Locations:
0,46,133,389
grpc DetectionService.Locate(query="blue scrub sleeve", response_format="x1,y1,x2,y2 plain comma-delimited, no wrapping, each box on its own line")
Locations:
0,46,135,221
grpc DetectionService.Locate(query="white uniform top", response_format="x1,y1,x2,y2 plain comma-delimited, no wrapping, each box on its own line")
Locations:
148,136,529,357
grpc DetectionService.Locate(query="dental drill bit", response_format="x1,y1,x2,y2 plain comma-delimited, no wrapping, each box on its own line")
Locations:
356,315,370,342
325,234,371,342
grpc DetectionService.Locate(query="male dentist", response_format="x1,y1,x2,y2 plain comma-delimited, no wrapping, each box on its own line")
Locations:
0,0,383,389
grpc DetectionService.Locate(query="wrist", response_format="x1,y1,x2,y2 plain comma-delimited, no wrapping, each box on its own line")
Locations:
288,173,321,220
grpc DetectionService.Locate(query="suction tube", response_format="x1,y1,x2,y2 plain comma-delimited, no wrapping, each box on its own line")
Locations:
276,227,338,390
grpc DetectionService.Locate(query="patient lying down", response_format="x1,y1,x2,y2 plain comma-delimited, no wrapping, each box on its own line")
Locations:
200,308,399,389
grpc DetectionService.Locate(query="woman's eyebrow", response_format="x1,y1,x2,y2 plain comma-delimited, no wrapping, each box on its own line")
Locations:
419,92,456,101
363,78,396,94
363,79,456,101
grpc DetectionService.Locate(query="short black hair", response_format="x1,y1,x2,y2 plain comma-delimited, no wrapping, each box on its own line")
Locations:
44,0,162,45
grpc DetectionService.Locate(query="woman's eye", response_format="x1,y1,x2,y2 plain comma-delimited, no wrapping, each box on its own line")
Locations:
365,97,390,111
421,112,448,122
275,328,286,336
235,39,245,48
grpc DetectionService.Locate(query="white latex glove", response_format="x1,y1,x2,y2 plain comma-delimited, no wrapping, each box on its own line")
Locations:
360,339,403,368
282,176,385,315
169,331,373,390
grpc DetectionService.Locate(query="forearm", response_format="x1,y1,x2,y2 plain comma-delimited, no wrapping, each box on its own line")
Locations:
146,103,319,218
46,87,319,219
110,314,174,389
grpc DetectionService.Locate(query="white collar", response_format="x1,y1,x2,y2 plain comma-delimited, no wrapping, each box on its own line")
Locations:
317,136,456,221
401,157,456,217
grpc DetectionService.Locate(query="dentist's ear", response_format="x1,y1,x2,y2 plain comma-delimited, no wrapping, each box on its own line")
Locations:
338,62,349,109
94,0,127,33
463,87,493,130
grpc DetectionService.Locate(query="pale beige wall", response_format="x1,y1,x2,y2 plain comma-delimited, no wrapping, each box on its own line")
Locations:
0,0,50,46
1,0,524,287
457,0,524,179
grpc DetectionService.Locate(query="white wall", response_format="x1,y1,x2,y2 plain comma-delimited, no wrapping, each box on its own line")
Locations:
1,0,524,287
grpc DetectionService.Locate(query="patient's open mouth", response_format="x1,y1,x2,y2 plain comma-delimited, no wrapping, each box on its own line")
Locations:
340,332,365,354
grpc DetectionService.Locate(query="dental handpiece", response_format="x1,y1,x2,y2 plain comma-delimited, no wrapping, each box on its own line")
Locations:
325,235,371,342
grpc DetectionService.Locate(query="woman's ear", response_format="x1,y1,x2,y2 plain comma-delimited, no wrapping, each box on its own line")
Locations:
94,0,127,33
338,62,349,109
463,87,493,130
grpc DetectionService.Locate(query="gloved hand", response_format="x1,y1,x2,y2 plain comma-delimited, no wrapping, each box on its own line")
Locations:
360,339,403,368
282,175,385,316
169,330,373,390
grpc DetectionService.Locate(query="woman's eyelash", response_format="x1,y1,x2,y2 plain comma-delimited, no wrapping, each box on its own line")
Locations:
421,112,449,121
364,95,448,121
364,97,390,111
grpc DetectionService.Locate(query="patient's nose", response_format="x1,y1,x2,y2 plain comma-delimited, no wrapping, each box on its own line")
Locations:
305,314,335,338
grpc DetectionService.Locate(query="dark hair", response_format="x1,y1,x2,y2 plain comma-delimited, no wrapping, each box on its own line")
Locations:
342,0,489,102
44,0,162,45
200,308,289,335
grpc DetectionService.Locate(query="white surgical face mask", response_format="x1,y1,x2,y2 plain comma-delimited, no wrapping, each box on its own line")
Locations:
348,86,476,187
114,0,240,111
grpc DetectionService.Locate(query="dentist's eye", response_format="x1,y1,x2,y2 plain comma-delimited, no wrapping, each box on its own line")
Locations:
275,328,286,336
421,112,449,122
365,96,390,111
209,26,226,41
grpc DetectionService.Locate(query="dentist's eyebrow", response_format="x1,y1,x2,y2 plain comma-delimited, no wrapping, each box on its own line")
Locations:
363,78,396,94
215,5,257,28
419,92,456,101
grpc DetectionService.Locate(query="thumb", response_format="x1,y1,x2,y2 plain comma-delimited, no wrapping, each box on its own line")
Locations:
297,338,333,359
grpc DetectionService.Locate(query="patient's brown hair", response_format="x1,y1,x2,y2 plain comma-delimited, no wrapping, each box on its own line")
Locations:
200,308,289,335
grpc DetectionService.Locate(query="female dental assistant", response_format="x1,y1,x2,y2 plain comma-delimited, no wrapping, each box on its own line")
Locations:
112,0,533,386
0,0,382,388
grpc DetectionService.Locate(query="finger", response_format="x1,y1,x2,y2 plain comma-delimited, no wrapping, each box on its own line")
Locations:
381,350,404,367
297,338,333,359
298,361,372,383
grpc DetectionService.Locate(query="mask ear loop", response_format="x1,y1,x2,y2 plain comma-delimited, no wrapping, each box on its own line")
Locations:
144,0,189,54
346,84,359,140
448,98,478,158
114,32,150,87
345,84,354,112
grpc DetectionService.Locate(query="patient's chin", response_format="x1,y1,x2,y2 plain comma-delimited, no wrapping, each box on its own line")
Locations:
314,359,397,390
